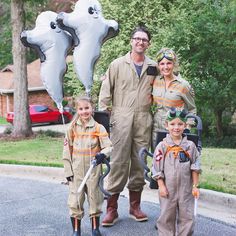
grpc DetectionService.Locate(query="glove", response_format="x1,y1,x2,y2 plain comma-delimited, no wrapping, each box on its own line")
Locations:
66,176,73,182
95,153,106,165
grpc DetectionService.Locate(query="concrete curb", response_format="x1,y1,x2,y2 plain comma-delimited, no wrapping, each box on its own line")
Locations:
1,164,236,224
1,163,236,210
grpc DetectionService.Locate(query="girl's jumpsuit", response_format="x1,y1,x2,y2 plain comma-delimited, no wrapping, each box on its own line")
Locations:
63,117,113,219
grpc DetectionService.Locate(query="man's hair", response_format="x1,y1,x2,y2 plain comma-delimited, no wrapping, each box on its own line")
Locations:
131,25,151,41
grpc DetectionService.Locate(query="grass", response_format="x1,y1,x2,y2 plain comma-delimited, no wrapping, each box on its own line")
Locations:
0,117,8,125
0,134,235,195
200,148,236,195
0,134,64,167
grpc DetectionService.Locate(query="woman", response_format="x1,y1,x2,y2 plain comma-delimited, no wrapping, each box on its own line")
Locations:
152,48,196,150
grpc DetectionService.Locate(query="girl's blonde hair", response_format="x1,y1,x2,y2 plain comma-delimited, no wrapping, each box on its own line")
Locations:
70,95,94,128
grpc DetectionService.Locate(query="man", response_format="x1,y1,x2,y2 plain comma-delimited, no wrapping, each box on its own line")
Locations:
99,26,157,227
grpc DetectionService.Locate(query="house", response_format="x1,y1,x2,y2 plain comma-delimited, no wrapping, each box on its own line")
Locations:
0,59,55,118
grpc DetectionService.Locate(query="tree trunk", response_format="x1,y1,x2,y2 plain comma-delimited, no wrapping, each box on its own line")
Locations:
11,0,32,137
215,109,223,138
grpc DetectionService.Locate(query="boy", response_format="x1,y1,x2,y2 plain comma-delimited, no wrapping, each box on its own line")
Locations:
152,108,201,236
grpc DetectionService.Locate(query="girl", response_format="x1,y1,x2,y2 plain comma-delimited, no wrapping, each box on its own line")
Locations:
152,108,201,236
63,96,113,236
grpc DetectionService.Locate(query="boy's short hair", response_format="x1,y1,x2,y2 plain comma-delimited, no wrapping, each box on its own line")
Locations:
166,107,188,123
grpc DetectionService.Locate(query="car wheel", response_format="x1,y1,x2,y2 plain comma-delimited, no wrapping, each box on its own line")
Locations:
58,114,69,124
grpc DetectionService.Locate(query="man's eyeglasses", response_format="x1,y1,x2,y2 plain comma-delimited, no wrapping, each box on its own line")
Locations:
157,50,175,62
132,37,149,44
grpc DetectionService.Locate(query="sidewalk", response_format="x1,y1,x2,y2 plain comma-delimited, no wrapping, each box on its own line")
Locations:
0,164,236,226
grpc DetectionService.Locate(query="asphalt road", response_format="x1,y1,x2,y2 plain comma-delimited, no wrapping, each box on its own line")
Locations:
0,176,236,236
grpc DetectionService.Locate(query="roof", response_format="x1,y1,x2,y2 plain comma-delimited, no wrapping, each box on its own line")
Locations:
0,59,44,94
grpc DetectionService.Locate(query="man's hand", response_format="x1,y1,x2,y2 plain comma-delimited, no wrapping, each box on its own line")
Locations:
95,153,106,165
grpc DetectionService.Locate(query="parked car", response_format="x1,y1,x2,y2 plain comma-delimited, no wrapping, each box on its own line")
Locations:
6,104,73,124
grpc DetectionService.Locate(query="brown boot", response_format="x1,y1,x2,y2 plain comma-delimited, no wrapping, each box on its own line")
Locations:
102,193,119,227
129,191,148,222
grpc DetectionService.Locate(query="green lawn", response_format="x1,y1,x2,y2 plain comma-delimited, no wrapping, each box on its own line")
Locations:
0,117,8,125
0,135,63,167
0,134,235,195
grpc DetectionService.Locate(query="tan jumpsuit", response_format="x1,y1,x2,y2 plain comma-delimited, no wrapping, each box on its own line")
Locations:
99,52,156,194
152,75,196,149
63,117,113,219
152,134,201,236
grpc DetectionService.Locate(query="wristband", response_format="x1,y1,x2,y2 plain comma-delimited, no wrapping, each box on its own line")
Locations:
192,184,198,188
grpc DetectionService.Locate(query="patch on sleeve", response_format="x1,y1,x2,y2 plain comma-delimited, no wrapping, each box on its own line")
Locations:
64,138,68,146
155,149,163,162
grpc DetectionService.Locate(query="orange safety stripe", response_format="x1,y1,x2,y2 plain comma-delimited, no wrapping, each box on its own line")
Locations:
153,96,184,107
73,146,100,157
73,123,108,139
153,80,188,94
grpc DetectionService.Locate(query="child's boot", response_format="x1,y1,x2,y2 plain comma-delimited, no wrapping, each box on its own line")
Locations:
70,217,81,236
91,216,102,236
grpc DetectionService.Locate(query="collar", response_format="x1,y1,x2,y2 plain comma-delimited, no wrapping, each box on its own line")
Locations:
125,52,154,66
76,117,96,128
165,133,188,147
160,74,181,82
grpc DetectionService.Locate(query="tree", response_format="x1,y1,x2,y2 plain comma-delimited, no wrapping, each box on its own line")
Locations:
11,0,32,137
162,0,236,137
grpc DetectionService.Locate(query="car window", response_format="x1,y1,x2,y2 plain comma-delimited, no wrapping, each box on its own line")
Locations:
34,105,49,112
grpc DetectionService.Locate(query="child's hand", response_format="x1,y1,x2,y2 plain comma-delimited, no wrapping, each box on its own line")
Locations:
66,176,73,182
95,153,106,165
192,186,200,198
159,185,169,198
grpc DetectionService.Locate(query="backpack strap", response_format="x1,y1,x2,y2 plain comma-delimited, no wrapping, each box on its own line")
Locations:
163,142,190,159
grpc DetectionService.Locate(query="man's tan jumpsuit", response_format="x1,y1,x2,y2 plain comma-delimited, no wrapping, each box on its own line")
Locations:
152,75,196,149
152,134,201,236
99,52,156,194
63,117,113,219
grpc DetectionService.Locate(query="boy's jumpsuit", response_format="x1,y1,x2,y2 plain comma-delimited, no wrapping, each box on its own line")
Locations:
152,75,196,149
152,134,201,236
63,117,113,219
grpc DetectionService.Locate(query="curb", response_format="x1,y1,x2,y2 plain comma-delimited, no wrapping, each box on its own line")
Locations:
1,164,236,210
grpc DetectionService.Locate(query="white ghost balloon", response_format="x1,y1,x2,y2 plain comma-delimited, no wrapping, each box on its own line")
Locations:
56,0,119,95
21,11,73,111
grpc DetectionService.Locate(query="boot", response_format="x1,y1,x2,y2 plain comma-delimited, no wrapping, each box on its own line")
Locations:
102,193,119,227
129,191,148,222
70,217,81,236
91,216,102,236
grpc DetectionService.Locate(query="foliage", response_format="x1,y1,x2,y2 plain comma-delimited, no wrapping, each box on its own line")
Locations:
0,0,49,69
0,0,235,138
63,62,102,107
156,0,236,137
203,135,236,149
